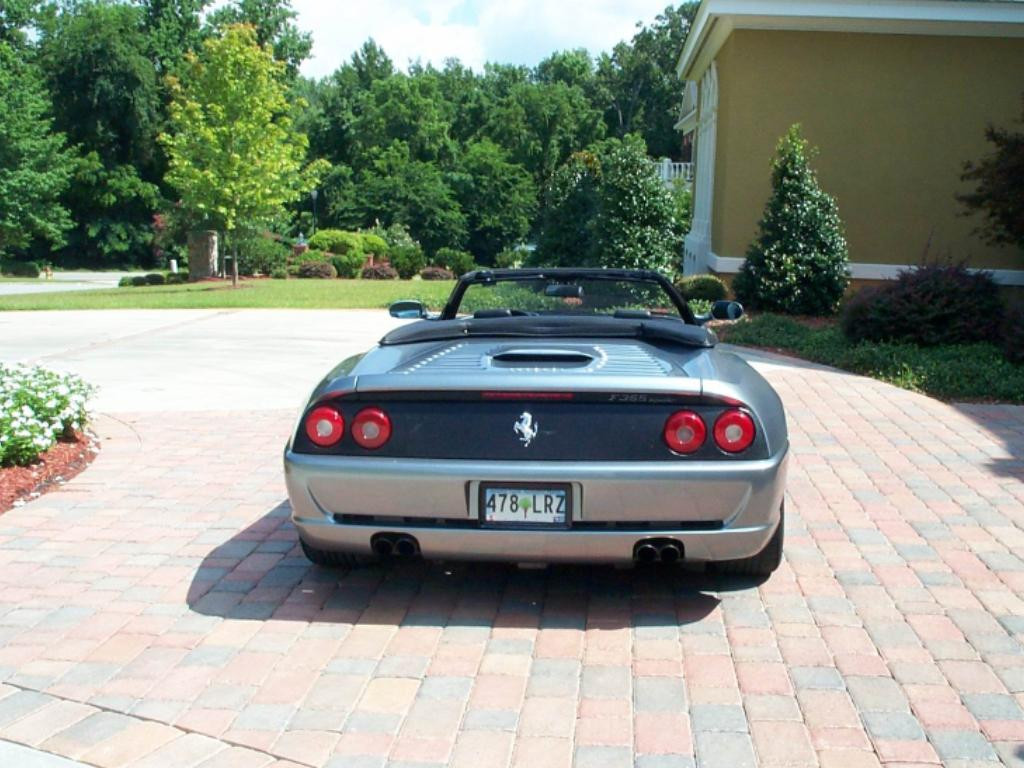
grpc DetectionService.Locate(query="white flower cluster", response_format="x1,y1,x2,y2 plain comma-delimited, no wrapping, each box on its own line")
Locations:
0,364,95,467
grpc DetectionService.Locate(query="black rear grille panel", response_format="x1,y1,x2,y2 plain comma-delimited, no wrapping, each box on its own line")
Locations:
295,399,768,461
334,513,723,532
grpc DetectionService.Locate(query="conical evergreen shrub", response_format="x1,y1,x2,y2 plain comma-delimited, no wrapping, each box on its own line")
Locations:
733,125,850,315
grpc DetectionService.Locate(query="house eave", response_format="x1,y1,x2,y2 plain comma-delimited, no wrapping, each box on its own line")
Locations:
676,0,1024,81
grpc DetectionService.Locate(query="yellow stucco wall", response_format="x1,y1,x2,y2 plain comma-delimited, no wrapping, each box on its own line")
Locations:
709,29,1024,271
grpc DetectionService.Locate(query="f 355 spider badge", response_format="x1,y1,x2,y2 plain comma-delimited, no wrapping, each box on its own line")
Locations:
514,412,538,446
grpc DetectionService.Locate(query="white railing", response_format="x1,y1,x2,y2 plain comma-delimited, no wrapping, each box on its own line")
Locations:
653,159,694,186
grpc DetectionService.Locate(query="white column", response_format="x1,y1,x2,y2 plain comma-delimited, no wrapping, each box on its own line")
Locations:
683,61,718,276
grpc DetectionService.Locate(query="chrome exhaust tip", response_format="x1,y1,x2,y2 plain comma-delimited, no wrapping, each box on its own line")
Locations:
659,542,682,564
394,535,419,558
635,543,659,563
372,536,395,556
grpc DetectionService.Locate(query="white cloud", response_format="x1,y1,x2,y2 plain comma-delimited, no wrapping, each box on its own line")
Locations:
292,0,674,79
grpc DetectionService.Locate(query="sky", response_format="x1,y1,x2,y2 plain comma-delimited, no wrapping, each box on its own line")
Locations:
290,0,677,79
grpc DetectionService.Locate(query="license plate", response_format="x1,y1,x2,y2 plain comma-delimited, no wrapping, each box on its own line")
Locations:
482,486,568,526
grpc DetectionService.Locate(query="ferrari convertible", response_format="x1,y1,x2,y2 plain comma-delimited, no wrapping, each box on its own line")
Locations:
284,268,788,575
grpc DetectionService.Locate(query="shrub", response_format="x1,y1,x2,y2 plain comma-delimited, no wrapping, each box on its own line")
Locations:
390,244,427,279
0,363,93,466
420,266,454,281
733,125,850,316
118,276,133,287
360,232,390,258
297,261,338,279
330,252,363,279
720,314,1024,403
235,234,289,276
1001,304,1024,364
435,247,476,276
676,274,727,303
308,229,363,257
130,276,147,286
270,267,288,279
165,272,187,284
840,263,1002,346
495,246,529,269
362,264,398,280
144,273,166,285
1,259,41,278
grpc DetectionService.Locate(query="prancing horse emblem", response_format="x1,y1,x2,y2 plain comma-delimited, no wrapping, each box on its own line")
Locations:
514,411,538,447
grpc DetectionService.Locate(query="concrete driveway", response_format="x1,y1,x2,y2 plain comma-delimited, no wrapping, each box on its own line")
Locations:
0,272,144,297
0,309,1023,768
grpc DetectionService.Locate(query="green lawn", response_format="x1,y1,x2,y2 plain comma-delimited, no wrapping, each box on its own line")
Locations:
719,313,1024,403
0,278,456,311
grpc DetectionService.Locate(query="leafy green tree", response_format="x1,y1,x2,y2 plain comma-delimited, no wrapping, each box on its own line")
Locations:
355,141,466,256
161,24,326,284
39,1,163,265
959,94,1024,255
592,134,682,272
0,0,39,45
0,41,74,255
733,125,850,315
450,140,536,264
536,135,680,273
141,0,208,76
535,150,601,267
596,4,698,158
205,0,311,75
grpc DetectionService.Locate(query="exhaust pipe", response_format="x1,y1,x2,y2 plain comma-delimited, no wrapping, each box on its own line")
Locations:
394,535,420,558
372,535,395,557
635,543,659,563
658,542,682,564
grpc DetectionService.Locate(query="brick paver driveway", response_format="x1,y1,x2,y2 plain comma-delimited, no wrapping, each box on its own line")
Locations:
1,313,1023,768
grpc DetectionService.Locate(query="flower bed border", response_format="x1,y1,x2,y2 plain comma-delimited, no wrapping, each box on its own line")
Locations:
0,432,97,514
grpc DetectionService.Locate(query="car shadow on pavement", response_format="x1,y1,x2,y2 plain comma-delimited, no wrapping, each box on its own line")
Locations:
184,502,755,629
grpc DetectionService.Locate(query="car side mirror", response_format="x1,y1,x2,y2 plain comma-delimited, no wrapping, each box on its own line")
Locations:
389,300,427,319
711,300,744,321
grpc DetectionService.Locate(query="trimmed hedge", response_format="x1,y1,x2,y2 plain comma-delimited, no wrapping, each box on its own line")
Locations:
390,244,427,279
1004,304,1024,364
330,252,364,279
297,261,338,279
362,264,398,280
308,229,363,257
676,274,727,303
435,247,476,276
420,266,454,281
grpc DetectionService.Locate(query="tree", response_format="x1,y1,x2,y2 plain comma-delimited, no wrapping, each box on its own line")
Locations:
596,4,699,158
536,135,681,273
205,0,311,75
0,41,74,255
959,94,1024,255
355,141,466,256
161,24,326,284
450,140,537,265
39,1,163,266
141,0,208,76
733,125,850,315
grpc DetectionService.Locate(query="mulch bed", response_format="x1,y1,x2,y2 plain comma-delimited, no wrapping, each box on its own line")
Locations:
0,432,98,514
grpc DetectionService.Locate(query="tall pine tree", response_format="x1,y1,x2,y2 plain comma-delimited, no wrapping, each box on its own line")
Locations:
733,125,849,315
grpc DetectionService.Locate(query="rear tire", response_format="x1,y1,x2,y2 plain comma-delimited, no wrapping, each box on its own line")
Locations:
300,538,362,568
715,502,785,578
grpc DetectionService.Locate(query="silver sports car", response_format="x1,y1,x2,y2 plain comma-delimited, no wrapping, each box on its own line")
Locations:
284,268,788,576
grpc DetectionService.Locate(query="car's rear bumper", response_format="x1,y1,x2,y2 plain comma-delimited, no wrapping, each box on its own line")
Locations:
283,447,788,564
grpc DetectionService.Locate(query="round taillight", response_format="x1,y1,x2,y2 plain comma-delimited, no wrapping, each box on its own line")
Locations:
714,409,756,453
305,406,344,447
352,407,392,449
663,410,706,454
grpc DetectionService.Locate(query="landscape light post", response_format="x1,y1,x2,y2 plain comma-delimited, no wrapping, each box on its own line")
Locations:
310,189,318,236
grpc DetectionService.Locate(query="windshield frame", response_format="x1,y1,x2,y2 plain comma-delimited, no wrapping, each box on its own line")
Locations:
440,268,696,325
